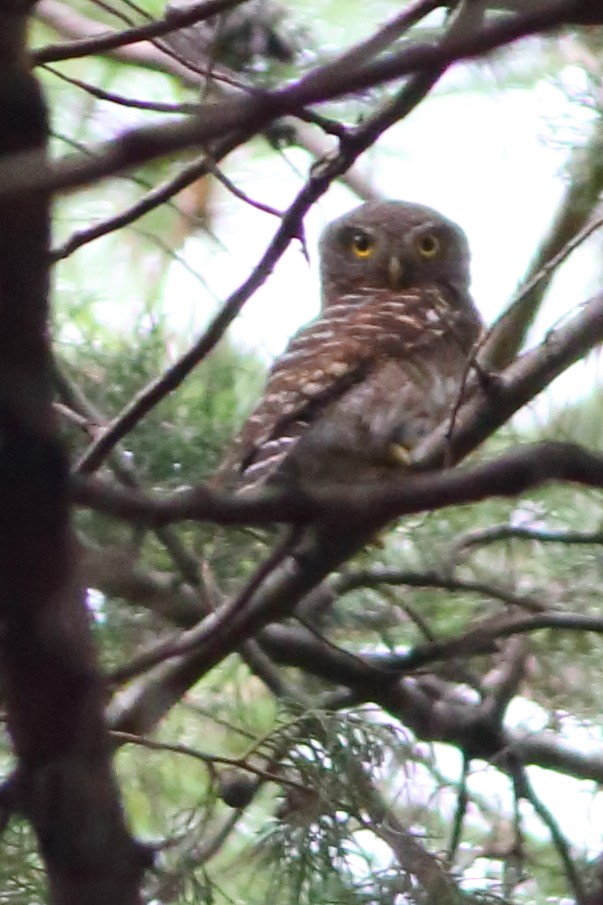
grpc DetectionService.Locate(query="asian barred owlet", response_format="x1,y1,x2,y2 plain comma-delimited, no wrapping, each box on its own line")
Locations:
216,200,483,491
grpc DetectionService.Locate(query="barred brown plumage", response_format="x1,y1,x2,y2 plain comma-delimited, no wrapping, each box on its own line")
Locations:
214,200,483,492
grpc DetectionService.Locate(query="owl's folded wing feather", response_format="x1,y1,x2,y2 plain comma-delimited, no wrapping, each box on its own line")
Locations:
215,312,372,489
213,289,451,490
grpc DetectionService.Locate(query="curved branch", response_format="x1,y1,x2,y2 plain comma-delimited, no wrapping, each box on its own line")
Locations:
374,611,603,672
453,522,603,556
334,567,548,613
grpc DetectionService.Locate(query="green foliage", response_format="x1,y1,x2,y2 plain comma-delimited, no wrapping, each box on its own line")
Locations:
60,327,264,484
0,820,46,905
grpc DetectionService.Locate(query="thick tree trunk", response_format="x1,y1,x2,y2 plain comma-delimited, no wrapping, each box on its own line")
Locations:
0,8,148,904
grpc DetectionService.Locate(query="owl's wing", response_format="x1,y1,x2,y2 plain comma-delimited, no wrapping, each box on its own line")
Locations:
214,291,434,489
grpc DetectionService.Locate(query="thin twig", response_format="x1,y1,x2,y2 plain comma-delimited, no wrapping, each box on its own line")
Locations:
448,754,470,863
455,522,603,555
43,64,199,114
35,0,248,63
510,758,586,903
336,568,549,613
51,147,226,262
204,156,283,217
483,112,603,370
111,731,307,792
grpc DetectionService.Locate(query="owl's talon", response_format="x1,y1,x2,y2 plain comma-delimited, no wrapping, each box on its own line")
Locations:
388,443,413,467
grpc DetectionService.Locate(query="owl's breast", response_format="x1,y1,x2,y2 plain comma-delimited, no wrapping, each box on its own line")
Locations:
281,352,467,485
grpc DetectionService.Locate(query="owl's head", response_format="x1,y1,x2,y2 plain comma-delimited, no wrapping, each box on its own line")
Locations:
319,200,471,307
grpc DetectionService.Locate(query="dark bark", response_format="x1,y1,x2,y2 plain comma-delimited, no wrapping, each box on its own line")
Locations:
0,11,147,905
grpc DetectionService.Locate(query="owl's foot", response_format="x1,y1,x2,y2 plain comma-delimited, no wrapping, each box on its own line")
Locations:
387,442,413,467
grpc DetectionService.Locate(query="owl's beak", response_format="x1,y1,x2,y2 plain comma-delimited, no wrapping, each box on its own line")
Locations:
387,255,404,290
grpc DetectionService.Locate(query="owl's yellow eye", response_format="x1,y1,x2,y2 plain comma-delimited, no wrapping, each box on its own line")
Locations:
416,232,440,259
350,231,374,258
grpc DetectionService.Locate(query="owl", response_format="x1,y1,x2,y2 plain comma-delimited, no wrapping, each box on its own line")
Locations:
216,200,483,491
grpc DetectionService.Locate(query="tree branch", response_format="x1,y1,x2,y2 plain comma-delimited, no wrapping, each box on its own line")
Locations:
510,758,586,902
74,439,603,529
485,115,603,369
35,0,248,63
453,522,603,558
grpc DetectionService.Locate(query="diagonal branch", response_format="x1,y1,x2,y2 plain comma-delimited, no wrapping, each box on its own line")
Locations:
50,138,239,262
509,758,586,902
35,0,248,63
484,115,603,369
35,0,385,206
